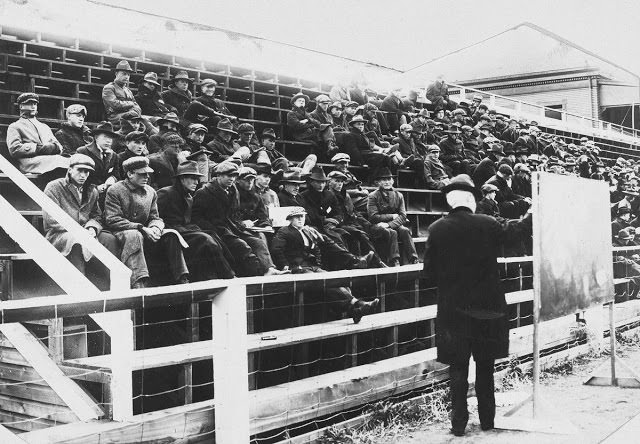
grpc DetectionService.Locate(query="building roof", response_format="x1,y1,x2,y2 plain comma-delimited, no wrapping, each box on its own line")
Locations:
397,22,639,88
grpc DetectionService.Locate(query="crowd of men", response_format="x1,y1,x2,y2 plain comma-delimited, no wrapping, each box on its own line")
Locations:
5,60,635,318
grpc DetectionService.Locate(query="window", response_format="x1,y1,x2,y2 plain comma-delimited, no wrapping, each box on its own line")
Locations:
544,104,564,120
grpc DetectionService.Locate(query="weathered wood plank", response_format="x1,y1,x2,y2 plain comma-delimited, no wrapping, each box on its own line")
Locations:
0,324,103,421
0,394,77,424
0,363,48,386
0,423,26,443
0,410,57,433
0,380,65,406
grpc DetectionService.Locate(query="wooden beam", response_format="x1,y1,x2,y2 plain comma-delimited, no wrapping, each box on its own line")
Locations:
0,424,26,443
0,324,103,421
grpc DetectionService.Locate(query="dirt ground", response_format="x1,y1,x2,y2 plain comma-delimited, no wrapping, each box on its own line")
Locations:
379,340,640,444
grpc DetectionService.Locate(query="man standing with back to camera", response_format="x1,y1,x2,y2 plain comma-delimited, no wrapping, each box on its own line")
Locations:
422,174,531,436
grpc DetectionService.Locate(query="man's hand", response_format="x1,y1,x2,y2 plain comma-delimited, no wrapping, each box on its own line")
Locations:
242,220,256,228
524,197,532,205
376,222,390,229
142,226,162,242
97,183,108,193
87,227,97,238
390,214,399,219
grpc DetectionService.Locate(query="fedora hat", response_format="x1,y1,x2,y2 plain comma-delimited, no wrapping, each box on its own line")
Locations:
444,124,462,134
255,163,276,176
157,112,184,129
92,121,120,138
373,167,393,180
142,72,161,86
114,60,134,73
291,92,310,106
416,109,430,118
281,171,306,184
442,174,480,199
170,70,193,85
348,115,368,126
216,118,238,134
174,161,204,178
307,166,328,182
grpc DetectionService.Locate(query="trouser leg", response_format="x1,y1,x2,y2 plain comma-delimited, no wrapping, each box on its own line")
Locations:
475,358,496,428
449,360,470,432
318,236,357,270
117,230,149,286
223,234,260,277
397,225,417,264
370,225,398,263
183,232,235,280
242,233,275,273
66,244,86,275
154,234,189,282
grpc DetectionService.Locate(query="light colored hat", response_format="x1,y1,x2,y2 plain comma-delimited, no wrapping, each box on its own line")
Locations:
69,153,95,171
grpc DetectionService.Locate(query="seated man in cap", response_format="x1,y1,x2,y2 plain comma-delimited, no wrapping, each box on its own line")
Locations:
183,78,238,132
475,183,501,218
423,145,451,190
342,101,359,127
380,88,408,133
192,162,287,277
254,164,280,209
484,164,531,219
55,104,93,155
331,153,369,213
6,92,69,179
426,76,457,112
500,118,520,144
135,72,173,117
272,207,379,324
43,154,119,285
329,102,347,132
184,123,213,183
278,171,307,207
206,118,243,163
367,168,418,266
112,116,149,154
104,157,188,288
511,163,532,198
287,93,322,144
148,132,191,190
338,115,399,177
117,130,149,178
327,170,378,257
440,125,471,176
157,160,235,281
161,71,194,118
612,206,633,242
76,122,121,200
236,123,261,154
235,167,272,231
472,144,506,190
310,95,334,126
147,112,185,154
102,60,142,126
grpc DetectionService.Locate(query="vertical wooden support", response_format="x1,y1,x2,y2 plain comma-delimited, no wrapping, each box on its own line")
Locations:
0,259,13,301
515,303,522,328
391,326,399,357
347,334,358,368
212,285,250,444
49,318,64,362
182,302,200,404
429,319,436,348
246,295,257,390
412,278,420,307
378,281,386,312
295,290,309,378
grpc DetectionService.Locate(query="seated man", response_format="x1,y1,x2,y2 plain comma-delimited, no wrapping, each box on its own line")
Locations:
426,75,457,111
135,72,172,117
277,171,307,207
235,167,272,230
310,94,334,125
157,161,235,281
338,115,399,176
423,145,450,190
183,78,238,130
272,207,379,324
484,164,531,219
104,156,188,288
148,132,185,190
440,125,470,176
475,183,500,218
112,116,148,154
161,71,194,118
287,93,322,144
380,87,407,133
250,128,317,174
367,168,418,266
206,118,242,163
76,122,120,199
102,60,142,126
55,104,93,155
6,93,68,177
117,131,149,178
254,164,280,209
43,154,119,281
331,152,369,213
192,162,286,277
183,123,213,183
147,112,185,154
329,102,347,131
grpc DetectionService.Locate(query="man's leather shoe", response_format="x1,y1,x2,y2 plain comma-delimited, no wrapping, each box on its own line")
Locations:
409,257,420,265
353,251,375,269
450,428,465,437
390,259,401,267
480,423,494,431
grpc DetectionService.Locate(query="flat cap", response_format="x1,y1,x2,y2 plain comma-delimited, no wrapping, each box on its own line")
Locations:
69,153,95,171
66,104,87,116
237,123,255,133
286,207,307,219
331,153,351,163
123,156,153,173
187,123,208,134
214,161,240,176
17,93,39,105
481,183,499,194
327,170,348,180
125,131,149,143
238,166,257,179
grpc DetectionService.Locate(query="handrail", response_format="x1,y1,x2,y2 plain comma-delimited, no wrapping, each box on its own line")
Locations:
447,82,640,143
0,154,131,284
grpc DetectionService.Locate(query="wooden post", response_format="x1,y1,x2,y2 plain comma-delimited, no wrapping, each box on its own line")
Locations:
609,301,616,385
212,284,250,444
489,94,496,108
459,88,466,102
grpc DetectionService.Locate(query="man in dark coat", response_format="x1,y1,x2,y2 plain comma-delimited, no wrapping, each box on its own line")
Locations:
157,161,235,281
422,174,531,436
475,183,501,218
277,172,307,207
379,88,407,133
161,71,194,118
206,118,241,163
55,104,93,155
472,144,505,189
338,115,398,175
287,93,322,143
309,94,334,125
135,72,173,117
117,131,149,179
484,164,531,219
423,145,450,190
147,112,185,154
426,76,457,111
148,132,184,190
183,78,238,131
76,122,121,201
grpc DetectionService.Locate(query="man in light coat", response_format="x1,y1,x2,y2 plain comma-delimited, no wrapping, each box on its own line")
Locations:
102,60,142,126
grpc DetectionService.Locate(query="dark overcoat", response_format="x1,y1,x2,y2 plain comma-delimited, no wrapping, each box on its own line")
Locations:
271,225,321,269
76,141,119,187
422,207,531,364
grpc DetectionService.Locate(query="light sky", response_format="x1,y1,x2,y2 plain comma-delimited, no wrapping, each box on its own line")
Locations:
100,0,640,74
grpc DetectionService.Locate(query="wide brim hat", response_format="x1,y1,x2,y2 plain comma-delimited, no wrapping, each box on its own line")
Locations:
170,70,194,85
442,174,481,199
142,72,161,86
216,118,238,135
372,167,393,180
157,112,185,129
444,125,462,134
281,172,306,184
291,93,310,106
255,163,277,175
113,60,135,73
92,121,120,138
307,167,328,182
174,160,204,178
261,128,278,140
348,115,368,126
